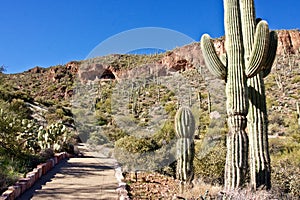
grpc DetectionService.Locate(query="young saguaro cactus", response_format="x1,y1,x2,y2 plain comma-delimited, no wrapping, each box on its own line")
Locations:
175,106,195,183
201,0,276,189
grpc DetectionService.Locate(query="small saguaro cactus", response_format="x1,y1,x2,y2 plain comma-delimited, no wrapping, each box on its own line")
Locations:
175,106,195,184
297,102,300,127
201,0,276,189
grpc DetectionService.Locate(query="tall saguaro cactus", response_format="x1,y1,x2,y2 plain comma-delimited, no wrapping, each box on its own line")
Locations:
240,1,278,190
175,106,195,183
200,0,276,189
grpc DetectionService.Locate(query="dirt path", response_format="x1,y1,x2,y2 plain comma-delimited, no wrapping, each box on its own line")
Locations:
18,144,119,200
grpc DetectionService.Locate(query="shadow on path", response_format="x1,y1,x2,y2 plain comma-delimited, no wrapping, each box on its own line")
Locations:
18,150,119,200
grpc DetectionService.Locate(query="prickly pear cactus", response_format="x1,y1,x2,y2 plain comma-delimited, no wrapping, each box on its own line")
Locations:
200,0,277,189
175,106,195,183
38,122,68,151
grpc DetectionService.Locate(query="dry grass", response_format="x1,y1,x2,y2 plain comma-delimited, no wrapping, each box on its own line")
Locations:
180,181,221,199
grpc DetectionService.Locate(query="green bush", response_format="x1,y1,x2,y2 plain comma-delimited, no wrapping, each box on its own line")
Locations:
152,119,176,146
291,75,300,84
0,100,25,157
194,140,226,185
115,135,158,154
0,151,43,193
269,136,300,198
164,102,177,118
271,148,300,197
107,127,128,142
114,139,177,172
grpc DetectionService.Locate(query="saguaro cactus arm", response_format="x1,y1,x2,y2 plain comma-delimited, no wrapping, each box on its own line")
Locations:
200,34,227,80
262,31,278,78
245,21,270,78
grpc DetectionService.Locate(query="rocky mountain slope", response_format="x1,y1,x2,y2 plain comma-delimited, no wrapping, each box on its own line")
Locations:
2,29,299,137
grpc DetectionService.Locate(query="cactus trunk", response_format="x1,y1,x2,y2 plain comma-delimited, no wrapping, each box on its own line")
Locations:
176,138,195,182
239,0,277,190
247,76,271,189
175,107,195,183
223,0,249,189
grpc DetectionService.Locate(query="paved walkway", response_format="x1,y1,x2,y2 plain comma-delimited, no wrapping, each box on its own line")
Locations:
18,144,119,200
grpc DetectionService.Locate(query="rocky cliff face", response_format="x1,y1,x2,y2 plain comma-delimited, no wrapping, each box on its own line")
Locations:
69,29,299,83
277,29,300,54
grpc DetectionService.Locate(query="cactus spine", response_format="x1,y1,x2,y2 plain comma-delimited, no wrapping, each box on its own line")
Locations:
240,1,278,190
201,0,275,189
175,106,195,183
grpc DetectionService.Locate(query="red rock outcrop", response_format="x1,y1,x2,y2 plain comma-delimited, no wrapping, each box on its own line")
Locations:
277,29,300,54
28,66,44,73
161,51,193,71
78,62,118,82
66,61,79,73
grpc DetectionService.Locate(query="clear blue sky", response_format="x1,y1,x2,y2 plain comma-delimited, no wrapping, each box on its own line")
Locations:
0,0,299,74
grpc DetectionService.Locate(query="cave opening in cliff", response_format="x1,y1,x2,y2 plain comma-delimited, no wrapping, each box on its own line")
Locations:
100,69,116,80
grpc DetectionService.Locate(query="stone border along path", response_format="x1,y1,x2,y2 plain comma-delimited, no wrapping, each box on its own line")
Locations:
1,143,129,200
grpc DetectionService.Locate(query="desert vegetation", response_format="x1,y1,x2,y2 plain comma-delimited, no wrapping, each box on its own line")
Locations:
0,28,299,200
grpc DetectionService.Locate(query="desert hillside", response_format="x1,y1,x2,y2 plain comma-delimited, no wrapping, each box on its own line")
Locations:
0,29,299,198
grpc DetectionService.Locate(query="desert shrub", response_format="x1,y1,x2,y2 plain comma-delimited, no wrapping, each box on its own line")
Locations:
114,117,177,172
270,137,300,198
96,114,109,126
106,127,128,142
269,139,288,155
264,73,277,90
285,112,300,137
164,102,177,118
115,135,158,154
114,139,177,172
9,98,32,119
194,140,226,185
269,113,285,126
0,151,43,193
266,96,279,109
291,75,300,84
196,108,210,137
161,90,175,104
152,119,176,146
55,108,65,118
271,149,300,198
0,100,25,157
0,157,20,194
